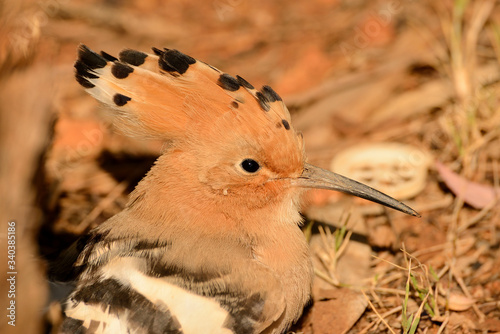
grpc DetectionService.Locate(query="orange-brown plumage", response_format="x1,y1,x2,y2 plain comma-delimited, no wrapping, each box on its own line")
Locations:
59,45,418,334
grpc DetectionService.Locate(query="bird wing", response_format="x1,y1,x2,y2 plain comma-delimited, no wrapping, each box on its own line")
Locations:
59,230,286,334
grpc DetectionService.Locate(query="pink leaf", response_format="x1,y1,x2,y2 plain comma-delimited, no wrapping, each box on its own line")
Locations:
436,161,500,209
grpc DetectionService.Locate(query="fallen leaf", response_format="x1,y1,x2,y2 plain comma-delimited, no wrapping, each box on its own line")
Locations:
436,161,500,209
448,311,477,330
311,289,368,334
438,293,475,311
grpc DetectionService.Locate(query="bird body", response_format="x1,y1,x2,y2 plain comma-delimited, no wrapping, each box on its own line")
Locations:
60,45,418,333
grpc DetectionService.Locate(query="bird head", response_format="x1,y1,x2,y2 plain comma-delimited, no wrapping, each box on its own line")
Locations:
75,45,419,224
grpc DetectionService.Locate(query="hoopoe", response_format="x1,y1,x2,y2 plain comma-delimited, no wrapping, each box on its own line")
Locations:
59,44,419,334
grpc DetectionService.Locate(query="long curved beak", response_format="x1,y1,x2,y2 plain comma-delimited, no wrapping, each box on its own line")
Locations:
292,163,420,217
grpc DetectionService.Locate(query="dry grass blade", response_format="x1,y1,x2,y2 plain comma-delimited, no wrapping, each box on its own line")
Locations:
451,267,485,321
436,313,450,334
464,0,496,81
361,290,397,334
357,306,403,334
314,212,353,286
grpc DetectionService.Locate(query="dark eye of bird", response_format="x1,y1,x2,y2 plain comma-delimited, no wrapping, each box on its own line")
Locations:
241,159,260,173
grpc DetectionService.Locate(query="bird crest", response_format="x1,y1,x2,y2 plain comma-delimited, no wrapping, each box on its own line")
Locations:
75,45,305,180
